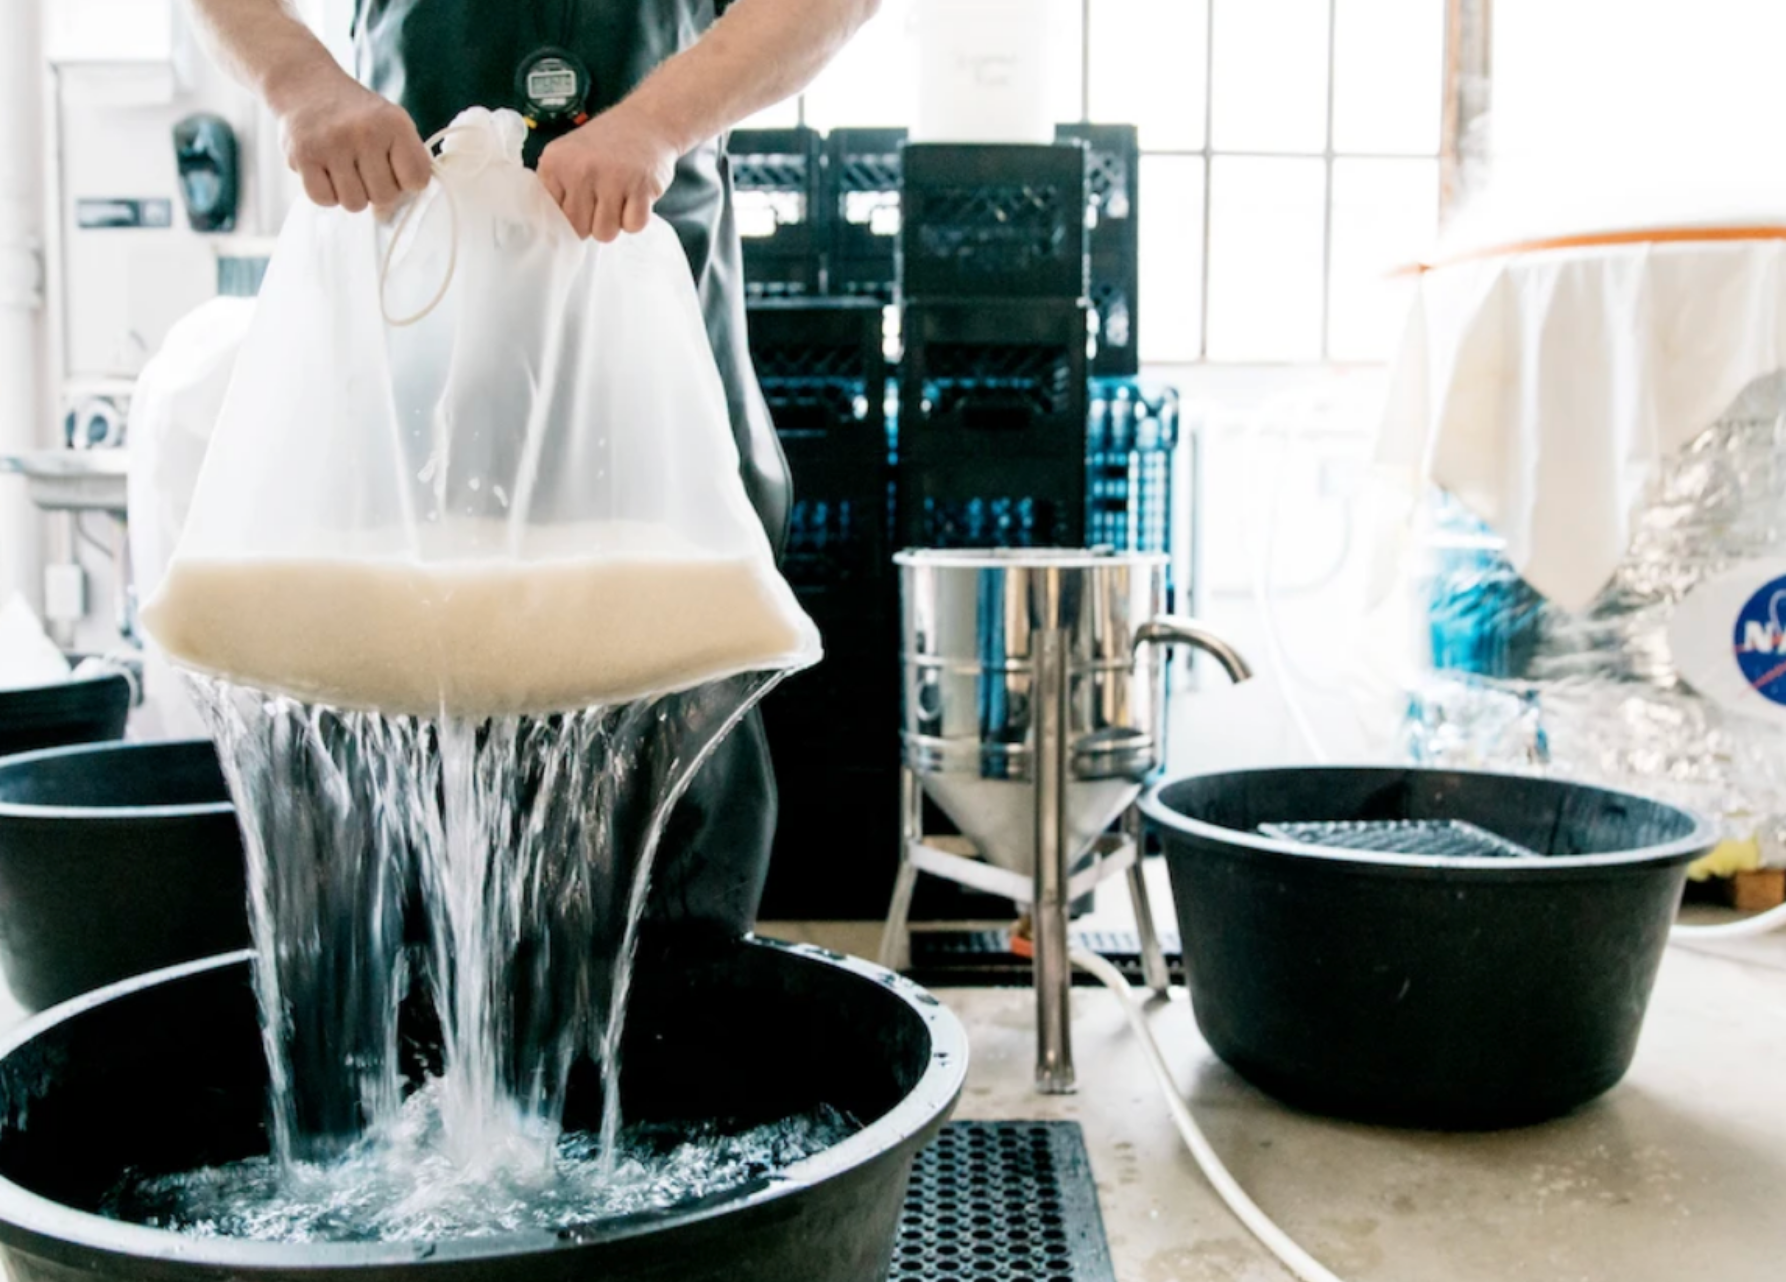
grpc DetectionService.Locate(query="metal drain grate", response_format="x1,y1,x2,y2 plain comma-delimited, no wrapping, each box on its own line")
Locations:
1260,818,1541,860
893,1121,1116,1282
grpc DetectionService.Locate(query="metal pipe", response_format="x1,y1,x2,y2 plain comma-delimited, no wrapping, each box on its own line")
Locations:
1032,622,1075,1094
1134,616,1255,684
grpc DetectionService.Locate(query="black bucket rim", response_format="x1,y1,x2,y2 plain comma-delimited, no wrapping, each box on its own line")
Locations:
0,672,130,703
0,671,132,729
1141,765,1714,874
0,941,968,1270
0,739,232,822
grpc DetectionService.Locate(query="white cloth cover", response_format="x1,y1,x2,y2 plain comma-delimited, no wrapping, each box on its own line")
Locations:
1379,238,1786,611
124,296,257,740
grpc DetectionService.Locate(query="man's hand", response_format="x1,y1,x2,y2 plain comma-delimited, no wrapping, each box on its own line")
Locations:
533,0,879,239
272,65,434,214
537,106,681,242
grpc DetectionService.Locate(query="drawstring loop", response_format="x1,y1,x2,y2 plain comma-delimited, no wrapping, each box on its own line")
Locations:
378,124,469,328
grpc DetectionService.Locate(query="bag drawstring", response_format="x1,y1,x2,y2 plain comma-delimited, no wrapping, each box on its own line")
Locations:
378,124,468,328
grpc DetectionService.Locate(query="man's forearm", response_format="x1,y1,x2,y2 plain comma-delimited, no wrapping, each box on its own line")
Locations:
186,0,432,212
185,0,348,112
622,0,882,156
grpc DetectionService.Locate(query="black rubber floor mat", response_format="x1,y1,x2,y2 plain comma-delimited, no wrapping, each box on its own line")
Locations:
905,928,1184,989
893,1121,1116,1282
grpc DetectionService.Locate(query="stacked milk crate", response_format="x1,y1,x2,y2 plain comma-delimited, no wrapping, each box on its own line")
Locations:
894,141,1091,551
745,294,898,920
732,125,1182,916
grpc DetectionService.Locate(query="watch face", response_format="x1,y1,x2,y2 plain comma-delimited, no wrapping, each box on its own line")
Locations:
524,55,583,114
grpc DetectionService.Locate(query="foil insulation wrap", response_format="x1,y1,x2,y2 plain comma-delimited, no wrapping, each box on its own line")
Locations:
1406,372,1786,865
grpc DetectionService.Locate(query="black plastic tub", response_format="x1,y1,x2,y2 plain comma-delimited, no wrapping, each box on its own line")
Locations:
0,740,247,1011
0,938,966,1282
0,674,131,759
1144,767,1712,1130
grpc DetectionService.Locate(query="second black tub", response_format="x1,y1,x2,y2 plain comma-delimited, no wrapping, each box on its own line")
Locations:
0,739,248,1010
1144,767,1711,1129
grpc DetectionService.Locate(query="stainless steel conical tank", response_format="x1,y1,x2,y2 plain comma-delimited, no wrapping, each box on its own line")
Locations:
897,548,1248,874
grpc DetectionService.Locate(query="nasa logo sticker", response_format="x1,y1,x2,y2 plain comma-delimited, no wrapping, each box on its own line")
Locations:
1733,575,1786,707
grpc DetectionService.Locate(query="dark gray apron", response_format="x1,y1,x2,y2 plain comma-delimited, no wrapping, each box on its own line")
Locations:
356,0,789,937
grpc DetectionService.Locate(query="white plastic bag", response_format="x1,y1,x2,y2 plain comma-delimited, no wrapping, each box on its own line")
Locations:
0,593,70,691
127,296,256,612
143,107,819,717
127,296,256,739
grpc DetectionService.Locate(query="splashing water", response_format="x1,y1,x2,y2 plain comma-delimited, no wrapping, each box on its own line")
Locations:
103,1088,856,1243
123,670,836,1240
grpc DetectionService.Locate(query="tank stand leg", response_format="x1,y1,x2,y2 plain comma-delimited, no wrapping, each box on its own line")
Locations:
1124,806,1172,996
1033,627,1076,1094
878,767,924,972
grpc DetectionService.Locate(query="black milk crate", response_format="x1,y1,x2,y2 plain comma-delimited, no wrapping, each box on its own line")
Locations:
896,298,1088,547
730,126,824,193
897,299,1089,453
904,484,1084,550
740,223,824,298
1055,124,1138,227
900,144,1088,300
749,298,887,435
782,489,894,607
826,127,906,301
729,127,828,299
1086,378,1177,557
748,299,892,600
1087,248,1138,377
1057,124,1139,376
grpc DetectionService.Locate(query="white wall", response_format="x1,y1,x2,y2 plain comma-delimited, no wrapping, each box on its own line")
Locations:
29,0,299,659
0,0,46,611
1494,0,1786,170
1452,0,1786,245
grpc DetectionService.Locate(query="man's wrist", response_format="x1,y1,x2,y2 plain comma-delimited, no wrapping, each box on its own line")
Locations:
262,47,351,118
613,91,702,159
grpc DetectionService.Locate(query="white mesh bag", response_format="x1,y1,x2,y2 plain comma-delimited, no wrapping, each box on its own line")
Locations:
144,107,819,717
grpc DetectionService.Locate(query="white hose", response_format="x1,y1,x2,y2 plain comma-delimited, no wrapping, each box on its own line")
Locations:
1671,901,1786,942
1067,948,1348,1282
1245,407,1334,765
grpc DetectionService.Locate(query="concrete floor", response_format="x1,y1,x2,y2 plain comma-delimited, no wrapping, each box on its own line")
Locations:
759,911,1786,1282
0,899,1776,1280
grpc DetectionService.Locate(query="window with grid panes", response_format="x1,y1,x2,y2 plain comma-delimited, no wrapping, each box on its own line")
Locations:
742,0,1444,364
